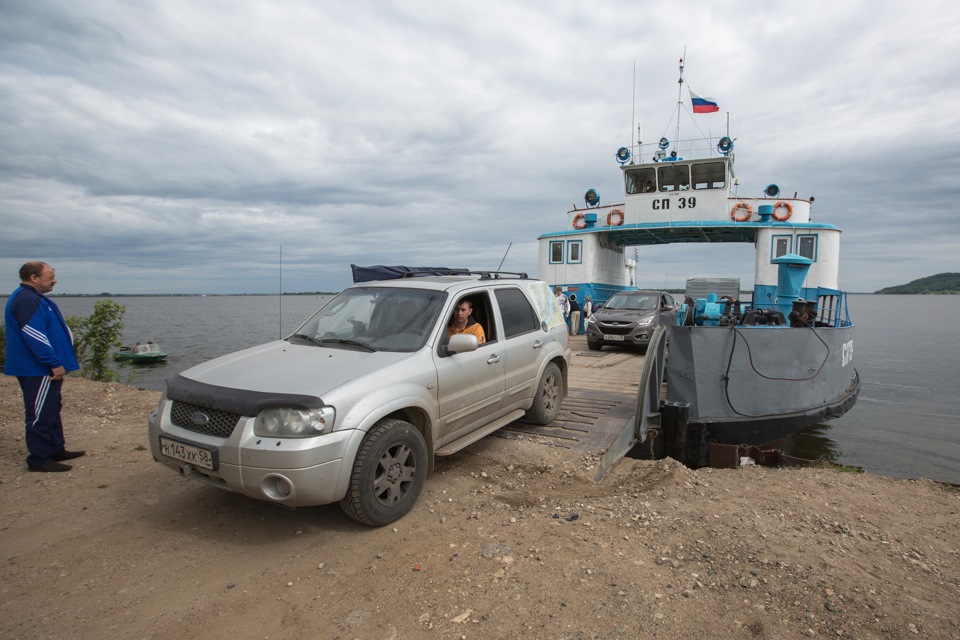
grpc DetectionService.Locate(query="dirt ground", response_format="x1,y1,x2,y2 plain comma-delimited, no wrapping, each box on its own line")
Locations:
1,374,958,640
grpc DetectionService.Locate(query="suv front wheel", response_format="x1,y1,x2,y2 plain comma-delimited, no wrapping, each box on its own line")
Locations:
339,419,428,526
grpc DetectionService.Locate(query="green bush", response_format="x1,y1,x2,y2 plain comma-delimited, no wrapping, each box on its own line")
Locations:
67,299,127,382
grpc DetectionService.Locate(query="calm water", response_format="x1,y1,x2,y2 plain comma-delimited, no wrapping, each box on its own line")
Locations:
49,293,960,484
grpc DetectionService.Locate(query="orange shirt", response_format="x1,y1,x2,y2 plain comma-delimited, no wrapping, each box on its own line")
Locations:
447,322,486,344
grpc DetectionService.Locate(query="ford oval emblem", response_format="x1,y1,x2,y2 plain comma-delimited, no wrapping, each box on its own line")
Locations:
190,411,210,426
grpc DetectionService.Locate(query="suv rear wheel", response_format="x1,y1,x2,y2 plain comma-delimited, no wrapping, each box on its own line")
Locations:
524,362,562,425
339,419,428,526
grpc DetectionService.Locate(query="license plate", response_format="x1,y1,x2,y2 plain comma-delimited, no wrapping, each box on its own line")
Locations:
603,334,625,341
160,437,216,470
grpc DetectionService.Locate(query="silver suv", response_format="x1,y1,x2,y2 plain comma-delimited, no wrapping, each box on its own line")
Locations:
147,272,570,526
586,290,677,351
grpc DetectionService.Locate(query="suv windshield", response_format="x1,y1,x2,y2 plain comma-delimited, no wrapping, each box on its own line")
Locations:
293,287,447,352
604,292,659,311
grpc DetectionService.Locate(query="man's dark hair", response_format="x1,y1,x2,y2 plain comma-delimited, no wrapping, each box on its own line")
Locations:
19,261,49,281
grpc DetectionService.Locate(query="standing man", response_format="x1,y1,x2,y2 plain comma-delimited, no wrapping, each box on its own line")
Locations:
583,295,594,321
554,287,570,330
4,262,84,472
568,294,581,335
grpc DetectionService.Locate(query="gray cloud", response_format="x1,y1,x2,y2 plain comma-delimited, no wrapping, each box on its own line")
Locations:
1,0,958,295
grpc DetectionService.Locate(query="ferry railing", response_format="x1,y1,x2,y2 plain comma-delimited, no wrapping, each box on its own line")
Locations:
627,137,728,164
815,289,853,328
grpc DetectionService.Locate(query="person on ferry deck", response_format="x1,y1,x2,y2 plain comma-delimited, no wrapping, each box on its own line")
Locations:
568,294,581,335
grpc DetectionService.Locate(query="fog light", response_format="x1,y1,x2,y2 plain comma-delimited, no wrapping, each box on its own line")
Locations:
261,474,295,501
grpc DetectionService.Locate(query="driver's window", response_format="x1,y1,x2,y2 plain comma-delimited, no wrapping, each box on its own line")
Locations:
448,293,496,345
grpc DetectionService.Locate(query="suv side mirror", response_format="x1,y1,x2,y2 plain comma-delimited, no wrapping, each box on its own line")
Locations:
447,334,479,354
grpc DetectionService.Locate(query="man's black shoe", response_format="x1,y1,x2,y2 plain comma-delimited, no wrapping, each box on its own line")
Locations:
28,461,72,472
52,449,86,461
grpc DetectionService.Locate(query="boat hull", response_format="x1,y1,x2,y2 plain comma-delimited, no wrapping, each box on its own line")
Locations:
665,323,858,447
115,353,167,363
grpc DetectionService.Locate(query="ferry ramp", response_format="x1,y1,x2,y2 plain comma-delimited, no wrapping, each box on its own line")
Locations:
497,335,646,457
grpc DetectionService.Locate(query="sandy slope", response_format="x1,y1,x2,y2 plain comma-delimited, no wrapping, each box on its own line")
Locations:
1,374,958,640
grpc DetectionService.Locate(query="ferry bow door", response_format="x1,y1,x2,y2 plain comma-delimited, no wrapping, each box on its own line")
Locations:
434,291,506,446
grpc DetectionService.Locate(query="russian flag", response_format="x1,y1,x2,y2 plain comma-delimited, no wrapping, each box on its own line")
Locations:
690,91,719,113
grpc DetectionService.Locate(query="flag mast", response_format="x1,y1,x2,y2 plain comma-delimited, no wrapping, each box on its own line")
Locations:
676,49,686,150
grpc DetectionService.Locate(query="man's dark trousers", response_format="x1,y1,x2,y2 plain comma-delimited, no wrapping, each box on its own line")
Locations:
18,376,65,467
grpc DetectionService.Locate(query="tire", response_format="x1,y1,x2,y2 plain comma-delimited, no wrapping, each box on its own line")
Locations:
524,362,563,425
587,339,602,351
339,419,428,527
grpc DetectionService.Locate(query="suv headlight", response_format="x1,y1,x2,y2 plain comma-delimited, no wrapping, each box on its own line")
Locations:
636,316,654,326
254,406,336,437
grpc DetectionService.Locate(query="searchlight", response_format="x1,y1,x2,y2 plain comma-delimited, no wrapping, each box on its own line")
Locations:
584,188,601,208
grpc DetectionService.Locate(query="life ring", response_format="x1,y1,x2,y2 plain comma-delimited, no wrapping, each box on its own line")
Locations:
772,201,793,221
607,209,624,226
573,213,587,229
730,202,752,222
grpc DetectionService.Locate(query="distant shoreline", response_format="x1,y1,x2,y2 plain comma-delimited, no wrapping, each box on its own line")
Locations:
0,292,338,298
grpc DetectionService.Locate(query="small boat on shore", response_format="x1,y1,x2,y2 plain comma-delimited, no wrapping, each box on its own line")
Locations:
115,342,167,363
538,58,859,469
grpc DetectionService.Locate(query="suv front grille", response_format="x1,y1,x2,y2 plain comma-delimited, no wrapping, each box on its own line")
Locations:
170,401,241,439
597,322,633,336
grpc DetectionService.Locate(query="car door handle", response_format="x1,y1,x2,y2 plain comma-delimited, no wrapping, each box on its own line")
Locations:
532,340,544,349
486,354,502,364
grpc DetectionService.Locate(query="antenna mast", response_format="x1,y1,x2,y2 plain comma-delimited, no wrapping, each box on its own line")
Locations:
278,245,282,339
631,60,636,156
497,242,512,270
676,48,686,151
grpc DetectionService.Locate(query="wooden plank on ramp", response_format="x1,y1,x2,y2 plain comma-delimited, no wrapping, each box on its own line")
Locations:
496,387,637,454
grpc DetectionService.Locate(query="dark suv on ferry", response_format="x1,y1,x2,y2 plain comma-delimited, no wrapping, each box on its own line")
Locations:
586,290,678,351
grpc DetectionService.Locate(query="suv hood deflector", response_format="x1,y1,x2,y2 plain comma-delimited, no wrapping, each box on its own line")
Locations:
164,341,414,414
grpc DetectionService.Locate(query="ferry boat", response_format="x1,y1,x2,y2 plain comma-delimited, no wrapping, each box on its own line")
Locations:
538,60,860,467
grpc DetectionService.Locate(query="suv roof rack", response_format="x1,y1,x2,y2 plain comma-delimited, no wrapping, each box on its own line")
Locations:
400,270,529,280
352,264,529,283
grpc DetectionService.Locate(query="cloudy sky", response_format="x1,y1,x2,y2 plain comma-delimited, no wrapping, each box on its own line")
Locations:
2,0,957,295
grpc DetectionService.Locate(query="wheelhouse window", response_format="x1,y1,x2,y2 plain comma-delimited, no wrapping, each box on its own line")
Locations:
773,235,792,259
549,241,563,263
657,164,690,192
798,235,818,260
567,240,582,264
691,162,726,189
625,167,657,194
